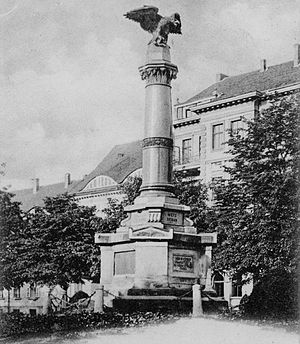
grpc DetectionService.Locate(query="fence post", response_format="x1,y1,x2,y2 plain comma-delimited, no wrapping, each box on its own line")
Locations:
192,284,203,317
94,285,104,313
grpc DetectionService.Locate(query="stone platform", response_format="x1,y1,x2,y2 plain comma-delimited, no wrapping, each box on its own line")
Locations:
95,200,217,307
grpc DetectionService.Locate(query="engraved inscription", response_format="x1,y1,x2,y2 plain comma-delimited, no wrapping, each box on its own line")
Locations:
162,211,183,226
201,236,213,243
173,255,194,272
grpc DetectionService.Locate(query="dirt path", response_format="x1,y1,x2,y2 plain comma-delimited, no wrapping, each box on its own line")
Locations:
2,316,298,344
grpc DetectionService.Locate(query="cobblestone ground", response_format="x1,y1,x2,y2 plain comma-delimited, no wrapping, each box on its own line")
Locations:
1,317,298,344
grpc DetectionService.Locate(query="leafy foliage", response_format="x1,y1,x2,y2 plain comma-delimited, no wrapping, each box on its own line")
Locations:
121,176,142,205
212,95,300,317
97,176,142,233
0,191,25,289
0,311,179,337
173,171,216,232
13,194,101,289
239,269,298,319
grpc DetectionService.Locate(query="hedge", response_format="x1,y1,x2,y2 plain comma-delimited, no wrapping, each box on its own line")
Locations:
0,311,180,338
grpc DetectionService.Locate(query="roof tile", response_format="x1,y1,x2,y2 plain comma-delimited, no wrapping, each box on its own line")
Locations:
183,61,300,105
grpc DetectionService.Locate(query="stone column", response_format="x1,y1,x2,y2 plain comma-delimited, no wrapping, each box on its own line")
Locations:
192,284,203,317
203,246,215,293
138,44,178,197
94,285,104,313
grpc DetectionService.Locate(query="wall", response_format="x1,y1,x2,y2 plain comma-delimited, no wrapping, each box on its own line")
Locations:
173,101,255,185
0,280,99,314
76,189,124,216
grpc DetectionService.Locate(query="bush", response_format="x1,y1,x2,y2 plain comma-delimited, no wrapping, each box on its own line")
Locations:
0,310,179,338
239,270,298,320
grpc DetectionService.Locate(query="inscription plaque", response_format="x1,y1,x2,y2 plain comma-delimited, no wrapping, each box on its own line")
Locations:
201,236,213,243
173,254,194,272
162,211,183,226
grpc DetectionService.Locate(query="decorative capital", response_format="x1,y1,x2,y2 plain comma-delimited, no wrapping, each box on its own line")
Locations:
139,62,178,85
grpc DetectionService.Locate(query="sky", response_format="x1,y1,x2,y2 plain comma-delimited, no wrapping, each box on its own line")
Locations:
1,0,300,190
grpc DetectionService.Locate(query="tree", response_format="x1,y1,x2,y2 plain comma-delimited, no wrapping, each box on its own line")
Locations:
97,176,142,233
213,95,300,318
13,194,101,290
121,176,142,205
0,191,25,290
173,171,216,232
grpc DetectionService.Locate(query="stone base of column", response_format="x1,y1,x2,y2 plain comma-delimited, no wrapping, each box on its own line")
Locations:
95,199,217,306
119,194,195,237
95,229,217,305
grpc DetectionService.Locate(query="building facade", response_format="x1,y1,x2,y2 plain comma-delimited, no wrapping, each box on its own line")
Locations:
0,281,97,315
173,44,300,189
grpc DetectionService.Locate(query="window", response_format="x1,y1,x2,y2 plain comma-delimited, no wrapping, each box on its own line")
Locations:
13,287,21,299
231,119,242,136
27,284,38,299
83,175,117,191
0,288,4,299
212,123,224,150
29,309,37,316
12,309,20,314
213,272,224,297
177,107,183,119
232,282,242,297
182,139,192,164
185,109,192,118
114,251,135,275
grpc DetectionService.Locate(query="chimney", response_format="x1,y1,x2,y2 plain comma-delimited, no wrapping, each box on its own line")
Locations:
216,73,228,82
64,173,71,189
294,44,300,67
32,178,39,194
260,59,267,72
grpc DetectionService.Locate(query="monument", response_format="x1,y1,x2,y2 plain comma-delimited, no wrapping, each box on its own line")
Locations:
95,6,217,309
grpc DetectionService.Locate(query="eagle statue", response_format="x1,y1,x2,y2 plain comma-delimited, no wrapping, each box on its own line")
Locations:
124,5,181,47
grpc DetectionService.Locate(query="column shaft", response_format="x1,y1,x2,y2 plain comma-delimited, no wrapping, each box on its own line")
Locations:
139,46,177,196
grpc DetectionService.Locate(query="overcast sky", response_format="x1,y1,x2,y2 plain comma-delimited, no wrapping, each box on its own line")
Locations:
1,0,300,190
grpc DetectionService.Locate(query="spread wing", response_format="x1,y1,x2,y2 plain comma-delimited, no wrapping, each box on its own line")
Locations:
169,13,182,35
124,5,162,33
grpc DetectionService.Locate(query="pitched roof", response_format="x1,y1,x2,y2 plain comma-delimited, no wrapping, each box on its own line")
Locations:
70,140,143,194
12,181,79,212
13,141,142,211
183,61,300,105
12,140,143,211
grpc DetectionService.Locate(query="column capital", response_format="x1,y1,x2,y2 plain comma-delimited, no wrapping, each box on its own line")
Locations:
138,62,178,85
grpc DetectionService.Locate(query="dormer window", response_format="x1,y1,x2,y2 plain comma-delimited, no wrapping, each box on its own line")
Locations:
82,175,117,191
176,107,183,119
